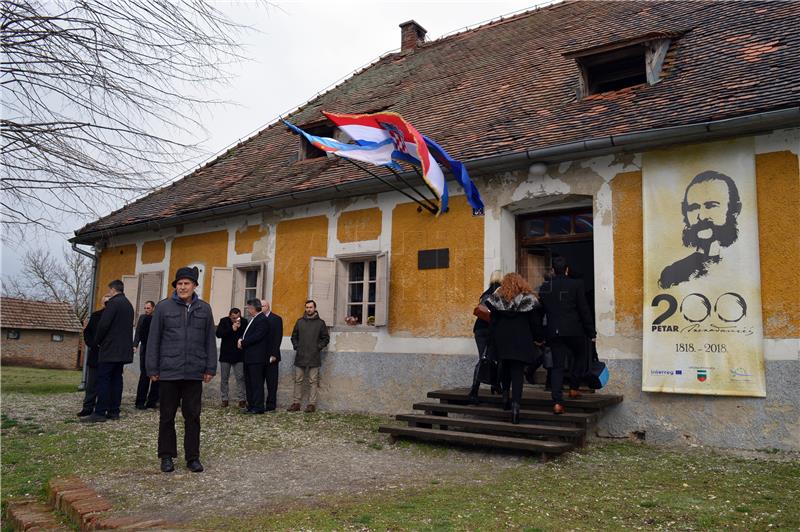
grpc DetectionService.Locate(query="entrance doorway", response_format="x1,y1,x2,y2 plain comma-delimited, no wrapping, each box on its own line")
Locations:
516,208,594,307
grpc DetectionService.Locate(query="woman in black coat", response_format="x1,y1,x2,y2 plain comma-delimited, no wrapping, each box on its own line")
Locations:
485,273,544,424
468,270,503,403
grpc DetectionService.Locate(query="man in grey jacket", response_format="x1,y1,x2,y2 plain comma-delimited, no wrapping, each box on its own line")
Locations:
146,266,217,473
288,300,329,413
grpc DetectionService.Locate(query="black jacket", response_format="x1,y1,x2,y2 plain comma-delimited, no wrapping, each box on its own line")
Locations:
537,275,596,339
240,312,269,365
216,316,247,364
486,292,544,364
133,314,152,357
145,293,217,380
265,312,284,363
94,292,135,364
473,282,500,334
83,308,103,367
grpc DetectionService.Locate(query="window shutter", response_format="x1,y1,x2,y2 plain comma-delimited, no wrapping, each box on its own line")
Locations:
122,275,139,325
308,257,336,325
136,272,163,315
209,267,234,324
374,252,389,326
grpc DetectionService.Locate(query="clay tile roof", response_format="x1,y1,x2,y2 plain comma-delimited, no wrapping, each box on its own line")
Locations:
75,0,800,238
1,297,82,333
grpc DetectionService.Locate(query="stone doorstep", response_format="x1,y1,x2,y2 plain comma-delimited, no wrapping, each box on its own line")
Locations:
5,499,66,531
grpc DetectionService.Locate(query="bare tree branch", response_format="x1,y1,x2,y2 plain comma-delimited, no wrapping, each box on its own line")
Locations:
1,0,264,239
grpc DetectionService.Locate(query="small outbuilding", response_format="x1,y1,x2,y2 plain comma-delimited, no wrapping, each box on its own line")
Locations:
1,297,83,370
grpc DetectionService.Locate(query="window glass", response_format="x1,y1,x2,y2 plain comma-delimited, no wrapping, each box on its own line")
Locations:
348,304,363,323
245,270,258,288
6,329,20,340
349,282,363,304
51,333,64,342
525,218,545,237
575,213,593,233
349,261,365,282
548,215,572,235
368,260,376,280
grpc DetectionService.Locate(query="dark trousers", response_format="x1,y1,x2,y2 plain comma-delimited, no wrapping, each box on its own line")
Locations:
94,362,124,416
158,380,202,461
549,336,586,404
82,364,98,412
245,363,266,412
501,360,525,404
265,362,279,411
135,354,159,407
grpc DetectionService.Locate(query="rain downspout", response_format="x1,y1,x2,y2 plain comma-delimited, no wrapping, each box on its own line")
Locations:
72,242,97,391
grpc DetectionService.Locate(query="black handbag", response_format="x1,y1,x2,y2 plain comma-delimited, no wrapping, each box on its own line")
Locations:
476,346,499,386
583,343,609,389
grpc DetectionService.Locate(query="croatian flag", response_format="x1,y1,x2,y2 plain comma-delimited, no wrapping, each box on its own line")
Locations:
324,111,449,213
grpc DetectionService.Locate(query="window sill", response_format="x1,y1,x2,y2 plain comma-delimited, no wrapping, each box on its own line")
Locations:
331,325,383,333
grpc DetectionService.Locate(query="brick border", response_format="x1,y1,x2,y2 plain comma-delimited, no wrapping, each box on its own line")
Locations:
6,477,170,531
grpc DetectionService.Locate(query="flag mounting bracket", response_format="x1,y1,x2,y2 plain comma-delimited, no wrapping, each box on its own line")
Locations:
342,158,439,215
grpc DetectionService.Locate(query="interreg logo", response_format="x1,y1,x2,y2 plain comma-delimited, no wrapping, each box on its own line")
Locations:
730,367,753,379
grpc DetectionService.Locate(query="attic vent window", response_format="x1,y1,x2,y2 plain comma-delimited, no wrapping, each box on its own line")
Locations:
565,34,676,97
299,123,335,160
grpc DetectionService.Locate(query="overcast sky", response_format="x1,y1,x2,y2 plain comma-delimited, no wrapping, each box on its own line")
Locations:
1,0,542,279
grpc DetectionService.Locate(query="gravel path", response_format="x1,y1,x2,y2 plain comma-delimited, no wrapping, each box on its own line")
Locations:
3,387,525,525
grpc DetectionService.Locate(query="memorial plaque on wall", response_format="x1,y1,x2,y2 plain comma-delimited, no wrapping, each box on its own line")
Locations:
642,138,766,397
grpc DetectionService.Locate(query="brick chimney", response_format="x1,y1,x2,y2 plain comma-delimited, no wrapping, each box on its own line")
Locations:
399,20,427,52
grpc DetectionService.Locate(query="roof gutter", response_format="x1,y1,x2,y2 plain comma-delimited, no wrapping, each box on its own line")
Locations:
71,106,800,245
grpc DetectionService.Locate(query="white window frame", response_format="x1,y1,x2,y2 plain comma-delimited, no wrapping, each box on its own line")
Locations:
232,262,267,310
309,252,388,329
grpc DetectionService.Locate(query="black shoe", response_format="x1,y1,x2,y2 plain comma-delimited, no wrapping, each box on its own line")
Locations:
511,402,521,425
160,457,175,473
105,413,120,420
135,404,146,410
244,409,264,415
76,409,93,417
79,413,107,423
187,459,204,473
145,403,158,409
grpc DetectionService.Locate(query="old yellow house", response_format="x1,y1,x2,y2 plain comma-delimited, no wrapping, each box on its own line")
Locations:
72,2,800,449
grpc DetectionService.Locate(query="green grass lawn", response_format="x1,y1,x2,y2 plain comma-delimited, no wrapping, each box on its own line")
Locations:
2,366,799,531
1,365,81,395
205,441,800,531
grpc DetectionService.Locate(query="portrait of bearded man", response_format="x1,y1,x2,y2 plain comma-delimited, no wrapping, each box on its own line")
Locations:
658,170,742,289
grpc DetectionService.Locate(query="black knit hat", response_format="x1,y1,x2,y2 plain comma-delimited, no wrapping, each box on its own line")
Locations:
172,266,200,287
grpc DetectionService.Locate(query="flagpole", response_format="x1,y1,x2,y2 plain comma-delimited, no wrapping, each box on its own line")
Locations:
341,158,438,215
386,167,440,212
411,166,444,207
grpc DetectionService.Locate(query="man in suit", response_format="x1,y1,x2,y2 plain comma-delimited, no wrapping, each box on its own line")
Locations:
81,280,135,423
537,257,595,415
216,307,247,408
260,299,283,412
238,299,269,414
77,295,109,417
134,300,159,409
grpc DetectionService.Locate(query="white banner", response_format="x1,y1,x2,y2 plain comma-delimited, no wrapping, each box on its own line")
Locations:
642,138,766,397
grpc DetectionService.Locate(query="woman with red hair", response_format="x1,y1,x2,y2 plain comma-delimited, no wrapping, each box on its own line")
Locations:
485,273,544,424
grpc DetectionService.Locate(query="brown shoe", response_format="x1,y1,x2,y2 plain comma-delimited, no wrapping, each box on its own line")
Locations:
238,400,247,408
568,389,582,399
304,404,316,413
287,403,301,412
221,400,229,407
553,403,565,415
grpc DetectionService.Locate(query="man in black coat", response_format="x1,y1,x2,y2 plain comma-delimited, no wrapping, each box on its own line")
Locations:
537,257,596,414
77,295,109,417
261,299,283,412
238,299,269,414
134,300,158,409
146,266,217,473
82,280,135,423
215,308,247,408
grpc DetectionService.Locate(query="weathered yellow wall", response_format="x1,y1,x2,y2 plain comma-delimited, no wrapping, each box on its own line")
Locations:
756,150,800,338
235,225,268,255
141,240,165,264
272,215,329,335
94,244,137,309
168,230,229,301
337,208,382,243
389,196,484,337
611,171,644,336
